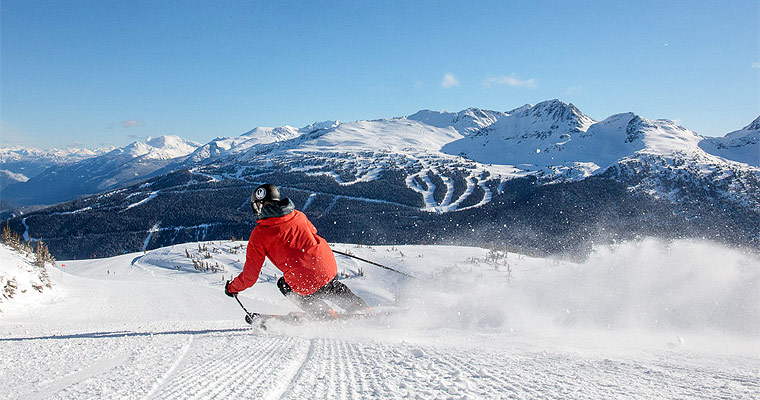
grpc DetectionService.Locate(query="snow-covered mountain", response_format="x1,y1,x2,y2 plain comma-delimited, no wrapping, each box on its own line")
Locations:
1,135,201,207
699,116,760,167
439,101,755,185
4,100,759,259
0,146,110,183
111,135,200,161
183,123,333,164
442,100,596,164
407,107,506,135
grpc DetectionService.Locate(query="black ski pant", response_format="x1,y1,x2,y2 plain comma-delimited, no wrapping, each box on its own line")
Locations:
277,276,367,317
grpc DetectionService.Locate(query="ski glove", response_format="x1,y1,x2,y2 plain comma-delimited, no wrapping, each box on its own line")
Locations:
224,280,238,297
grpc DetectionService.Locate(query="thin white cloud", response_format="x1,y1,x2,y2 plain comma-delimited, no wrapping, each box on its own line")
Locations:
441,73,459,88
120,120,143,128
485,74,537,89
565,86,583,95
752,61,760,69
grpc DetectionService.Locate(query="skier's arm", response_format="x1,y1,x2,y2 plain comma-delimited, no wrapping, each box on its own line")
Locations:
227,231,265,293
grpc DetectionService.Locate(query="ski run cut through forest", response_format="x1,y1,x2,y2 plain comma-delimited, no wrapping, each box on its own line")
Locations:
0,238,758,399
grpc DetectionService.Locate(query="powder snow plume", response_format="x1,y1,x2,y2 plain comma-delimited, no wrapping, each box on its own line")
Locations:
394,239,759,340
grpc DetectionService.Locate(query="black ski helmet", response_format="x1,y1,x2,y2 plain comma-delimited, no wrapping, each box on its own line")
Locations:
251,183,280,214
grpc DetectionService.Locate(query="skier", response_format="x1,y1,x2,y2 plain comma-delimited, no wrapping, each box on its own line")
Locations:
224,183,368,318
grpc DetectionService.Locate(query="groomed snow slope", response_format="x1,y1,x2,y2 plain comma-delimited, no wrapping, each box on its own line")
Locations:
1,240,758,399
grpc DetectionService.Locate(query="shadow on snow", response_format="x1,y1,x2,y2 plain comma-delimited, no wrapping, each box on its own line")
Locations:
0,327,253,342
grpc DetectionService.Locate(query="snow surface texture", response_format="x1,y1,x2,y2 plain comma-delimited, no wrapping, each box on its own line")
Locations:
1,240,758,399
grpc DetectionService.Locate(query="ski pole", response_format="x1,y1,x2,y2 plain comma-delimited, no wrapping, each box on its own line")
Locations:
332,249,416,279
233,293,259,324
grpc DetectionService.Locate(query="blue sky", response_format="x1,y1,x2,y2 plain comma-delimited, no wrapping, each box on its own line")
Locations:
1,0,758,148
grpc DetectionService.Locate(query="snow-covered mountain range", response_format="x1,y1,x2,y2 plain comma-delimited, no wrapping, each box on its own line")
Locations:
0,146,110,189
0,145,108,166
184,123,334,164
2,100,758,259
184,100,757,210
1,136,200,206
3,100,757,208
165,99,757,212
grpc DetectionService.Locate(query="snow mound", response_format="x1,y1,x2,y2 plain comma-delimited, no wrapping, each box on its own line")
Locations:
0,244,53,313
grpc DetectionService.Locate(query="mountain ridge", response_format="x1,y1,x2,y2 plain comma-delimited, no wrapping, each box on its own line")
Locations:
2,100,758,259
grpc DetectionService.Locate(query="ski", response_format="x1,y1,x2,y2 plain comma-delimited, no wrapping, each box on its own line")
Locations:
245,307,406,330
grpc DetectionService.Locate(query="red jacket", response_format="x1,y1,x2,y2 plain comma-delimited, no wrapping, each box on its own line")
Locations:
228,210,337,296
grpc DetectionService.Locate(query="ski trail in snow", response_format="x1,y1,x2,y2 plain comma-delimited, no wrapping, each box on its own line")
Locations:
148,332,311,399
265,338,315,400
302,192,317,212
405,165,493,212
440,175,455,208
456,174,492,210
17,353,129,400
142,221,161,251
3,321,757,399
21,217,30,242
124,191,159,211
406,168,443,212
418,172,438,210
323,196,340,215
278,338,382,399
144,335,194,400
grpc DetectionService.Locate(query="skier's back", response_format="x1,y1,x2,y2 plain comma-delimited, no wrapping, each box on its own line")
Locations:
225,184,367,317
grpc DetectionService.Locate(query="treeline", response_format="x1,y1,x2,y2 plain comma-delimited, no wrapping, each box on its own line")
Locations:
2,222,56,270
6,164,760,261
